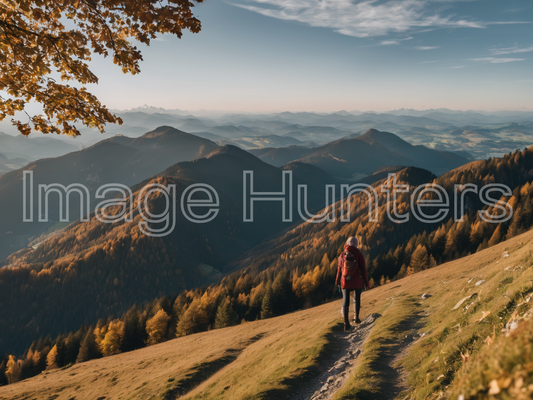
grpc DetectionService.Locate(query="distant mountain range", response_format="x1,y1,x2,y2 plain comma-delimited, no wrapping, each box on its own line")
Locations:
0,124,504,264
87,110,533,159
0,132,79,174
0,126,217,261
3,108,529,162
250,129,470,178
0,151,28,176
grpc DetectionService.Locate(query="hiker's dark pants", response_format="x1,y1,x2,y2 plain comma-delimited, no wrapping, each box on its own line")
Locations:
342,288,363,318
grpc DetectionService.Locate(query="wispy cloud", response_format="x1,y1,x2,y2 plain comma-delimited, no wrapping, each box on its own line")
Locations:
231,0,529,38
381,40,402,45
470,57,525,64
490,45,533,56
231,0,493,38
380,36,413,45
450,65,465,69
414,46,440,50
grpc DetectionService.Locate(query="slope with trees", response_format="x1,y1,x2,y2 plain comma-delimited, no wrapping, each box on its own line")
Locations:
2,147,533,386
0,145,340,355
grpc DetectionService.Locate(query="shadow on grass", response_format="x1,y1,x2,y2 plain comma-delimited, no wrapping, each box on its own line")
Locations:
349,389,378,400
371,302,426,400
163,333,265,400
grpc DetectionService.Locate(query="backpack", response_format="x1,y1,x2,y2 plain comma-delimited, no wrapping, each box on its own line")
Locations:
342,250,360,281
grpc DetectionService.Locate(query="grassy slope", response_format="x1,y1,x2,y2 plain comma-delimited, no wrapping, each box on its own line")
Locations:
2,230,533,400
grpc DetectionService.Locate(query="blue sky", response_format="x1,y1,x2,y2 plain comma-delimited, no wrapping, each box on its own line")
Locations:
89,0,533,112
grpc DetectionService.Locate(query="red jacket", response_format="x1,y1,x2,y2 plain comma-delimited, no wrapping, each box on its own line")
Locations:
336,245,369,290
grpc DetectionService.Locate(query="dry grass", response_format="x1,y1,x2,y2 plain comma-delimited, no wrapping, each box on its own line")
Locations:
332,294,422,400
2,230,533,399
400,230,533,399
0,297,380,400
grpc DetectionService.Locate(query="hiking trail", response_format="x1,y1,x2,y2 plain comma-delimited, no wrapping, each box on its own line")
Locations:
291,309,426,400
290,313,380,400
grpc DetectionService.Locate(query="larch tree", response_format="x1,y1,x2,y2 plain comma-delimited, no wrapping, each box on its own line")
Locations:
411,244,430,272
0,0,203,137
176,297,209,336
46,345,59,370
5,355,21,384
145,309,171,345
100,320,125,356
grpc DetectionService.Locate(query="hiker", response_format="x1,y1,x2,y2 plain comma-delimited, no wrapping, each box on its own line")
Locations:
335,237,370,332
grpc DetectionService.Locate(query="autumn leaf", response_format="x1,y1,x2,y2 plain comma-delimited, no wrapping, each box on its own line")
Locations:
0,0,204,136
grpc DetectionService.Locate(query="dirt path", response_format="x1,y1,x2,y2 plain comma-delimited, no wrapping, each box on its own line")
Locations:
290,313,382,400
290,309,426,400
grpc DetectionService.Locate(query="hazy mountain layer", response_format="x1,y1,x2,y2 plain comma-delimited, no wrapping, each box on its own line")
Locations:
252,129,469,178
0,126,218,262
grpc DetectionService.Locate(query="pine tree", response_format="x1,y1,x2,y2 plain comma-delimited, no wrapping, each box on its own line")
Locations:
271,270,293,315
260,291,274,320
214,299,238,329
122,308,144,352
146,309,171,345
64,331,83,366
432,226,447,260
93,318,109,350
76,328,101,363
0,359,7,386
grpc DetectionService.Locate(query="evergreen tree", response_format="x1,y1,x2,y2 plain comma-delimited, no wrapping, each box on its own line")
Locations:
121,308,144,352
0,358,7,386
260,291,274,320
64,330,83,366
271,270,293,315
214,299,238,329
158,296,173,316
431,226,447,260
76,328,101,363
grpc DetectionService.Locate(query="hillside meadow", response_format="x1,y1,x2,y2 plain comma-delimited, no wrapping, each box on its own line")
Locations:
2,228,533,399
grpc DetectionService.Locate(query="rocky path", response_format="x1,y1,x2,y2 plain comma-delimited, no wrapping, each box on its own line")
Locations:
290,308,426,400
291,313,382,400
